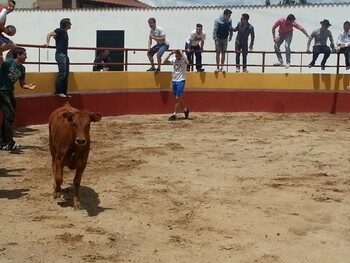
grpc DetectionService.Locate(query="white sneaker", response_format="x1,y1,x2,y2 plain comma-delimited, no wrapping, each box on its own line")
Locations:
235,67,240,73
273,61,284,66
285,63,290,69
215,68,220,72
243,68,248,73
220,68,225,73
56,93,67,98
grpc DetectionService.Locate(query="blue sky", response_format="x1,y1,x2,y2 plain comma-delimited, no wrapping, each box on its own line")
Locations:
140,0,347,7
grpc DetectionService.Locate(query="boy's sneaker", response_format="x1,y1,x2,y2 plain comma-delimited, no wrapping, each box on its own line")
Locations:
56,93,67,98
155,68,160,73
215,68,220,72
243,68,248,73
285,63,290,69
321,65,326,70
168,114,177,121
184,108,190,119
235,67,240,73
346,66,350,70
147,67,156,71
220,68,225,73
197,68,205,72
308,63,314,68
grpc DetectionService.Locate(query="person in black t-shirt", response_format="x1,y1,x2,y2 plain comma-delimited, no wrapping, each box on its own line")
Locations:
44,18,72,98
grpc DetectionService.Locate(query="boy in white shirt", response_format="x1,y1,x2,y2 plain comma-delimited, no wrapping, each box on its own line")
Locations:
163,50,190,121
336,21,350,70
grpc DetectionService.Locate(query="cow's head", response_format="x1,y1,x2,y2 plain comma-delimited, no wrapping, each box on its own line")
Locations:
63,110,102,146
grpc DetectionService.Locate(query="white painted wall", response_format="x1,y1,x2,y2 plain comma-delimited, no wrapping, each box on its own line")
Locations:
7,4,350,73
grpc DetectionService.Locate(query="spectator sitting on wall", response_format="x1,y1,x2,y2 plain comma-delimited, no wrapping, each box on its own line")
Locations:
336,21,350,70
307,19,335,71
93,49,111,71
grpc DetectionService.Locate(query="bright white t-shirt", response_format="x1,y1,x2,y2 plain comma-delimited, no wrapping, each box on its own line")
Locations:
186,30,206,46
149,26,169,45
170,57,187,82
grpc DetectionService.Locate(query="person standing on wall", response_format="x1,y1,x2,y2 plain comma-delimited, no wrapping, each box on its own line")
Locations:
272,14,309,69
44,18,72,98
0,47,36,151
232,13,255,73
336,21,350,70
0,0,16,54
213,9,233,73
307,19,335,71
163,50,190,121
147,17,169,73
185,23,206,72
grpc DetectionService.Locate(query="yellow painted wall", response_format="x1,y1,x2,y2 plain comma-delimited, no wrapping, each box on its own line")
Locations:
16,72,350,96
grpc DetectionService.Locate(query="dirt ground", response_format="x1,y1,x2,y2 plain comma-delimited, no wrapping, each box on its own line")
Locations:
0,112,350,263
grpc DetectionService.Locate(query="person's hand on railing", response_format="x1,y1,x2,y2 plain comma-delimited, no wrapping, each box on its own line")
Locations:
336,45,345,52
43,44,49,48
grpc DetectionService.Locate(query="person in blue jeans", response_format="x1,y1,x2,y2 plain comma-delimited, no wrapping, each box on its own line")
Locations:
232,13,255,73
44,18,71,98
307,19,335,70
0,47,36,151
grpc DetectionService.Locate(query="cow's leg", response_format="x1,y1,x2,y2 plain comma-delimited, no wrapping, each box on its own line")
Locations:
73,165,85,210
53,159,64,199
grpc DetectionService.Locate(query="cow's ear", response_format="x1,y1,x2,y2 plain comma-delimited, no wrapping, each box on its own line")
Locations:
90,112,102,122
63,111,74,122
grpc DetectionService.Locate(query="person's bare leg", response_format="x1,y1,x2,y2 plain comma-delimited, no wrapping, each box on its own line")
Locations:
216,52,220,70
220,51,226,69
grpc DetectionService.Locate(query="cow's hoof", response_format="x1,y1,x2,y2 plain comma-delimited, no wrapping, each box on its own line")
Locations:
73,202,81,210
53,191,61,199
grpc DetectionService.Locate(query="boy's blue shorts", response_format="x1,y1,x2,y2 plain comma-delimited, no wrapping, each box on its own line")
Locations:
172,80,185,96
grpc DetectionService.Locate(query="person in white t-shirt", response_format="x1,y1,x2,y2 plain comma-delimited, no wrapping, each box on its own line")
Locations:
0,0,16,55
336,21,350,70
163,50,190,121
147,17,169,72
185,23,206,72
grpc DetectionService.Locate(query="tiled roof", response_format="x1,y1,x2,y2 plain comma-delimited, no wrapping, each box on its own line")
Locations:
89,0,151,8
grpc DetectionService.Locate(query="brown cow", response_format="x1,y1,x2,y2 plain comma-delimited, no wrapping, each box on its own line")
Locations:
49,102,102,209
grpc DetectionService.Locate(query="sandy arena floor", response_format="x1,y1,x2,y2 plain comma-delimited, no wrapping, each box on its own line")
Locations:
1,112,350,263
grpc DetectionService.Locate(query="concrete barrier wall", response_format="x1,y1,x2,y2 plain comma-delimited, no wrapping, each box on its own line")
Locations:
11,72,350,128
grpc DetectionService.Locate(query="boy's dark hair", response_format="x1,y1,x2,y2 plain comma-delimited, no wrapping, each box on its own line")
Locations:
148,18,156,23
9,0,16,4
223,9,232,16
287,14,296,21
242,13,249,20
60,18,71,29
196,23,203,28
344,21,350,26
13,47,26,59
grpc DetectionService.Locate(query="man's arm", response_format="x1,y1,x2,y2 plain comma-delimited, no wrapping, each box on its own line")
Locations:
19,80,36,90
163,50,174,65
250,27,255,50
44,31,56,47
306,37,313,52
213,20,218,40
148,35,152,49
200,40,205,50
228,21,233,41
329,32,335,51
179,50,189,65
